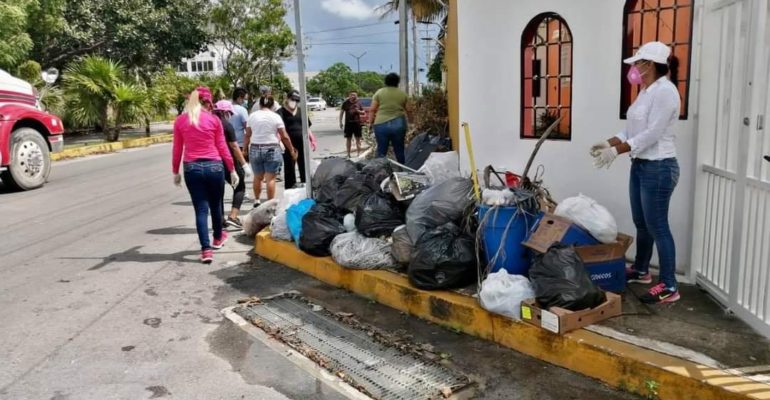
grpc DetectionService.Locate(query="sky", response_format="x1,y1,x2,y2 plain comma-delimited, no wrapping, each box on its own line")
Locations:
283,0,440,81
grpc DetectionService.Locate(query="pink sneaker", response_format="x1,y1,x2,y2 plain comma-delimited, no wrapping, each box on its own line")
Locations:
640,283,680,304
200,249,214,264
212,231,229,250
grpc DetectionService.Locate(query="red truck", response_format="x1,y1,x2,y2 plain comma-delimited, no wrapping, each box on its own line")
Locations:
0,69,64,190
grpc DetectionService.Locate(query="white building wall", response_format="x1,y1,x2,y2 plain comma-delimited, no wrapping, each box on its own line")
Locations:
456,0,700,272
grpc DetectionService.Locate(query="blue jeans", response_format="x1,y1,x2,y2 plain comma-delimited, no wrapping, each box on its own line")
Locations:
183,160,225,250
629,158,680,288
373,116,407,163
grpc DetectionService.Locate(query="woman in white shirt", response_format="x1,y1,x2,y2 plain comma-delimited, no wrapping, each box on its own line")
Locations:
591,41,681,304
244,96,298,203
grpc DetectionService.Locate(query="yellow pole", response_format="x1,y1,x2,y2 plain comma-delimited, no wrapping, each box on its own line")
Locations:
462,122,481,201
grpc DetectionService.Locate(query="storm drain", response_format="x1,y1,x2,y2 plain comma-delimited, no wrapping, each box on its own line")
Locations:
234,295,472,400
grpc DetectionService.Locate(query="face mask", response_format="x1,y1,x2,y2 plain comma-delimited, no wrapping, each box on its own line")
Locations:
288,100,297,109
627,65,646,85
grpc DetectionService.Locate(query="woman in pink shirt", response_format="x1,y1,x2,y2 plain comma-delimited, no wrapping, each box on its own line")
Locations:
172,87,237,264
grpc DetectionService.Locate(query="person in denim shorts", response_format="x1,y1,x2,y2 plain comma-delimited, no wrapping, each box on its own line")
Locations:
243,96,298,204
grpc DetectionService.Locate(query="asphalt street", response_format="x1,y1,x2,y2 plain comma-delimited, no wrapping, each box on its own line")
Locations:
0,109,637,400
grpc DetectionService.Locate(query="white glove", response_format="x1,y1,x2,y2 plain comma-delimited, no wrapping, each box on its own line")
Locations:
590,141,610,157
230,171,240,188
173,174,181,187
593,147,619,169
242,163,253,178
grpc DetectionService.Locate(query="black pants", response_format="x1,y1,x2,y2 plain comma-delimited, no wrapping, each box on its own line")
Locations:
283,133,305,189
230,161,246,210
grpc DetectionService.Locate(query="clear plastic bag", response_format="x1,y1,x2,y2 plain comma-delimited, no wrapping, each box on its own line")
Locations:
270,212,292,241
242,199,279,237
331,232,396,269
391,225,413,265
479,270,535,320
555,194,618,243
418,151,460,185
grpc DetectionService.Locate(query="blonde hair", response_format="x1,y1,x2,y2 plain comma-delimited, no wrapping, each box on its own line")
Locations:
184,89,202,127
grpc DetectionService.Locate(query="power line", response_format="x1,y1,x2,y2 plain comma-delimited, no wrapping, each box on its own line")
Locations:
307,42,398,45
304,21,393,34
310,29,399,40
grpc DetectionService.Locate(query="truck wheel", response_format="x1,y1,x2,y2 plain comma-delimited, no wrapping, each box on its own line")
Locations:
1,128,51,191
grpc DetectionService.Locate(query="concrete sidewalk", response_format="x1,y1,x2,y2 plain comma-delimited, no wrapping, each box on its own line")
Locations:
254,232,770,400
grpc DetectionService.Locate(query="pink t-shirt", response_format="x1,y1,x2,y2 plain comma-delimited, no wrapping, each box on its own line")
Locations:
172,111,235,174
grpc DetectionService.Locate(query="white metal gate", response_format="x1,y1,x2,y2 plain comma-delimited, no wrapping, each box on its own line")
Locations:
692,0,770,337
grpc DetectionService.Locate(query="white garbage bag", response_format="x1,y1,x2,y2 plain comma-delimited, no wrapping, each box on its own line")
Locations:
278,188,308,213
270,212,292,241
418,151,460,185
554,194,618,244
330,232,396,269
481,189,516,207
242,199,279,237
479,270,535,320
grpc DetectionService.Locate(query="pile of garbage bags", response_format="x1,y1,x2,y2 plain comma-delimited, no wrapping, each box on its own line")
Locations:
267,155,478,289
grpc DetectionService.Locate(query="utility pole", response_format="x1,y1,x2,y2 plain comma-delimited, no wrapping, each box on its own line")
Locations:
398,0,409,93
293,0,312,198
412,13,419,95
349,52,367,74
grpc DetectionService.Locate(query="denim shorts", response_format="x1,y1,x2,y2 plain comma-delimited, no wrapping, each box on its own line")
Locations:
249,144,283,175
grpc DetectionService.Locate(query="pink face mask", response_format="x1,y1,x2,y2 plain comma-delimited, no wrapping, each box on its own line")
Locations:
627,65,644,85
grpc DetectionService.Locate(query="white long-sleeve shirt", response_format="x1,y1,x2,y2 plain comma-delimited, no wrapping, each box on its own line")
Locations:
616,76,681,160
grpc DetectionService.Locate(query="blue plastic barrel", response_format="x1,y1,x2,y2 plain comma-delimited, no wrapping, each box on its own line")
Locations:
479,205,541,275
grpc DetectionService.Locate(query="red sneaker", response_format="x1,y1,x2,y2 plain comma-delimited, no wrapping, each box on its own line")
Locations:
212,231,229,250
626,267,652,284
200,249,214,264
640,283,680,304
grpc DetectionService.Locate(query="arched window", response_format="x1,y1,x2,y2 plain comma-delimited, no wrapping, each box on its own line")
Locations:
622,0,693,119
521,13,572,140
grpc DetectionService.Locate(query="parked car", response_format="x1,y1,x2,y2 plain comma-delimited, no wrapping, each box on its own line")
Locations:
307,97,327,111
358,97,373,124
0,69,64,190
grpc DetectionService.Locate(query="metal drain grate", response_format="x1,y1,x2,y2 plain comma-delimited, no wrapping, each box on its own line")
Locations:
235,296,472,400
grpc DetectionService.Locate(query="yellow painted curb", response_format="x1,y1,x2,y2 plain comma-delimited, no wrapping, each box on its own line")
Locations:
256,231,770,400
52,133,173,161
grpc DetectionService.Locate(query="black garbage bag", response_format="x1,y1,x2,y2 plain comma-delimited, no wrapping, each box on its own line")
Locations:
408,223,477,290
405,177,474,243
405,133,452,170
358,158,393,186
529,245,606,311
299,203,347,257
332,172,380,212
355,192,405,237
316,175,348,204
312,158,358,191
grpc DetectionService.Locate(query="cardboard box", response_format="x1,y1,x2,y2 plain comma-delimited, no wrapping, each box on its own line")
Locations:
523,214,600,253
519,292,622,335
574,234,634,263
575,234,634,293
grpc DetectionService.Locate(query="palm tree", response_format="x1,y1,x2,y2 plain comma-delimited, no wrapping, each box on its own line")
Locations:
377,0,447,22
63,56,148,142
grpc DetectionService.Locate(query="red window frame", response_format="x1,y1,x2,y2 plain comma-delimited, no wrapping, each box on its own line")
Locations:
621,0,694,119
521,13,573,140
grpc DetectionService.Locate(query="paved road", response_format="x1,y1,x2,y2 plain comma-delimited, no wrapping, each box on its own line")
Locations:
0,110,353,400
0,110,637,400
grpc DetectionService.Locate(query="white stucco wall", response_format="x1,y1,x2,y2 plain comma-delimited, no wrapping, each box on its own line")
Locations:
456,0,699,272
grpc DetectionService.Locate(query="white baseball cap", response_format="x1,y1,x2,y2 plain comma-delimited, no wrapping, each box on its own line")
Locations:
623,41,671,64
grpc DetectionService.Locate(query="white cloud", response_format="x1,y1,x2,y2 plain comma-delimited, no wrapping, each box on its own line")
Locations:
320,0,376,20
